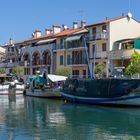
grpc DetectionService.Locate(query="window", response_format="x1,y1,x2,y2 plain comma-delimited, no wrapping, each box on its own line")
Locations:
102,43,106,51
48,67,50,74
92,45,96,58
92,27,96,34
60,55,63,65
83,70,86,78
102,25,106,31
92,27,96,39
72,70,79,78
67,55,71,65
11,47,14,52
24,68,30,75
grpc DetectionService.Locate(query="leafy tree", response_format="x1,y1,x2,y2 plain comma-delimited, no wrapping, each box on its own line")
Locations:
55,66,72,77
94,63,106,78
0,68,5,74
126,43,133,49
125,51,140,75
12,66,24,78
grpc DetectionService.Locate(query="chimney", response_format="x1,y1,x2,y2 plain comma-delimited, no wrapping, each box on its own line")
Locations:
52,25,61,34
73,21,78,29
81,20,86,28
45,29,52,35
33,29,41,38
62,24,68,30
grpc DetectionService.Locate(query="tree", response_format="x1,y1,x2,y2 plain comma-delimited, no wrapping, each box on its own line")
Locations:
0,68,5,74
55,66,72,77
12,66,24,78
94,63,106,78
125,51,140,75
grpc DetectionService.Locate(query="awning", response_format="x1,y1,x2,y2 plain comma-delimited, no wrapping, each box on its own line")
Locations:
35,76,47,84
47,74,67,82
66,35,82,42
36,38,56,45
134,39,140,49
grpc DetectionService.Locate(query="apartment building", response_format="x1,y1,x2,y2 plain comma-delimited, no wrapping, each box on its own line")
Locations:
86,15,140,77
53,21,89,78
0,14,140,79
110,38,140,70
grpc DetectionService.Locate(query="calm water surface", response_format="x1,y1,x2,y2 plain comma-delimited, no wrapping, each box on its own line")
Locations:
0,94,140,140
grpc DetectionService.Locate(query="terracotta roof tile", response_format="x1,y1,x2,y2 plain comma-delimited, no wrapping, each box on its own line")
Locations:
15,33,54,45
54,27,84,37
13,28,85,46
86,15,127,27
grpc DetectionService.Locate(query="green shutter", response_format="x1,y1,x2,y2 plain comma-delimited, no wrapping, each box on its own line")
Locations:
60,55,63,65
67,55,70,65
134,39,140,49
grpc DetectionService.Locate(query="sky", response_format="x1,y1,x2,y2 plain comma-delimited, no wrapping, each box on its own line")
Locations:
0,0,140,45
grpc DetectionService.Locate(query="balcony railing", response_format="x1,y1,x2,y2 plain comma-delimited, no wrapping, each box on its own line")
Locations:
110,49,135,59
54,42,85,50
87,32,108,41
53,44,65,50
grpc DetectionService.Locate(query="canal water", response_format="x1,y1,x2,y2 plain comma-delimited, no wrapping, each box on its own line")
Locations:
0,95,140,140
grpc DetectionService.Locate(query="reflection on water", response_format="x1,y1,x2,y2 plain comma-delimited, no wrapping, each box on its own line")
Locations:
0,96,140,140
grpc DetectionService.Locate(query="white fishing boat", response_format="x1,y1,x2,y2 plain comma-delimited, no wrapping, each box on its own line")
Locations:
0,75,12,94
0,74,25,95
0,83,10,95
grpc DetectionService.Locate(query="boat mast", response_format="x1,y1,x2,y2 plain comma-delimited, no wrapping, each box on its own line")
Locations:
83,35,92,79
92,45,96,79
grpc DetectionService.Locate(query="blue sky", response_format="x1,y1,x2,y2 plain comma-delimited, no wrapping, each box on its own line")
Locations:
0,0,140,45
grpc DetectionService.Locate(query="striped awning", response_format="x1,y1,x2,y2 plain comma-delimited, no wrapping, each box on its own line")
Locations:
66,35,82,42
36,38,56,44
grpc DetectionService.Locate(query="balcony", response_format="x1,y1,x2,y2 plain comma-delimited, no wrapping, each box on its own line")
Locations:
0,62,6,68
53,44,65,51
110,49,137,60
96,51,107,58
5,62,19,68
87,32,108,41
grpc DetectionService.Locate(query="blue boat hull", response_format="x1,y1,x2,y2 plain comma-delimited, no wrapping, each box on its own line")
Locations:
60,91,140,107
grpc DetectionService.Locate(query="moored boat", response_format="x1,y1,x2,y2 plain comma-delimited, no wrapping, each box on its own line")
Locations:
60,78,140,107
0,74,25,95
25,74,67,98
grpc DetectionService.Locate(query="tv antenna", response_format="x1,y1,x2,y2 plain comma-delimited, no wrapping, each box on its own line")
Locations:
127,0,132,18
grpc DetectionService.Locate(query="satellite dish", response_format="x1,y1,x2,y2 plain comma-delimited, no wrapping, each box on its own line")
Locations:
127,12,132,18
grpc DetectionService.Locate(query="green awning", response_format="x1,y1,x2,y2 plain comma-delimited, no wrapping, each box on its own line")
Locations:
134,39,140,49
66,35,82,42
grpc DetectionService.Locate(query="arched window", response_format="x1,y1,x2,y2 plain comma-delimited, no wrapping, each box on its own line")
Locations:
42,50,51,65
32,52,40,65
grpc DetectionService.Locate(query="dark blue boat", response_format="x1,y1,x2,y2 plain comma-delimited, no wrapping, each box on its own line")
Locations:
60,78,140,107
